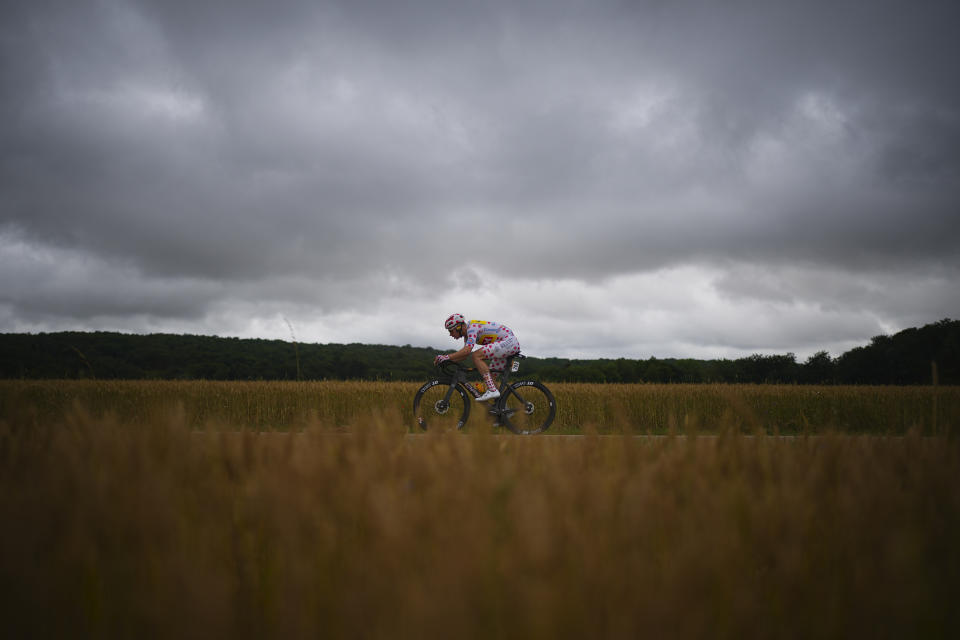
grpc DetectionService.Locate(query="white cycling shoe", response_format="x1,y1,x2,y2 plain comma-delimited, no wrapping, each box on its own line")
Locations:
476,389,500,402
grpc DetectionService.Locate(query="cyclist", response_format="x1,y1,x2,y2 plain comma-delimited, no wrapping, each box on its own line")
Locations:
434,313,520,401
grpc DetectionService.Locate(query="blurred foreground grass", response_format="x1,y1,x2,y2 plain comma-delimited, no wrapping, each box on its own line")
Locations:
1,383,959,638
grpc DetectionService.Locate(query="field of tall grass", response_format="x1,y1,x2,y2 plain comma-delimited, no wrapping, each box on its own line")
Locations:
2,381,959,637
2,380,957,434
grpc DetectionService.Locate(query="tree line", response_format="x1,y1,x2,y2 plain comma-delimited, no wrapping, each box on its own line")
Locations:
1,319,957,384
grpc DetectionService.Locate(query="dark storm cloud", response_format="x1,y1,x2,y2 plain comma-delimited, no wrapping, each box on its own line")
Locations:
1,0,958,355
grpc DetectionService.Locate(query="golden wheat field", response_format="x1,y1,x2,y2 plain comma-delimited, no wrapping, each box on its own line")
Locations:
2,379,958,434
2,380,959,638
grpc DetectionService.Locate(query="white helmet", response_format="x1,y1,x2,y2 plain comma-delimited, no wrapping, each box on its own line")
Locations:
444,313,465,330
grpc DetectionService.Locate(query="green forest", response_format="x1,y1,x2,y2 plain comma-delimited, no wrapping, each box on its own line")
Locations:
1,319,957,384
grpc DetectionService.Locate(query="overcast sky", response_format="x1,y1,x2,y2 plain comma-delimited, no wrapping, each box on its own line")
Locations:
2,0,958,360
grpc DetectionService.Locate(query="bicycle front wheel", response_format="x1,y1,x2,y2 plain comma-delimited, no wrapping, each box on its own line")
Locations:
500,380,556,435
413,380,471,431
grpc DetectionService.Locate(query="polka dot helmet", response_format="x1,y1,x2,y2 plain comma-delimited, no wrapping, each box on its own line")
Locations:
444,313,465,330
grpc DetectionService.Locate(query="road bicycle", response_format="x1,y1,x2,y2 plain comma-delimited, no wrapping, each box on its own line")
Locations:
413,354,556,435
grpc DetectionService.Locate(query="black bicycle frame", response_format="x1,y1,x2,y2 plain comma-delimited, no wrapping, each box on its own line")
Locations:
436,354,525,415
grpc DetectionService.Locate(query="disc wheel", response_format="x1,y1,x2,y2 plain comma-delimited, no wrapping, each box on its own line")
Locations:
500,381,556,435
413,381,471,431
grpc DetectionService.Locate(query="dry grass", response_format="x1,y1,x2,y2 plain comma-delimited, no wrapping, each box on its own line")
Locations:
2,380,957,434
1,382,959,638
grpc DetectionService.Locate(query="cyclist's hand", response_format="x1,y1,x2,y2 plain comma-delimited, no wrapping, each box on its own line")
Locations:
434,354,450,366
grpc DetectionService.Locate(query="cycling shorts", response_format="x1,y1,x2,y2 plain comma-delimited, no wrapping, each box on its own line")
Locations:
471,335,521,370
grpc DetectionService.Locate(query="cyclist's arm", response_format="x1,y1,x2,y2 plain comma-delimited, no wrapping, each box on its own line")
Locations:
446,344,474,362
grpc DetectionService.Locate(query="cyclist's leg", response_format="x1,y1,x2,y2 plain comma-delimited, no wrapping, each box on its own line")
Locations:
471,345,498,394
500,339,521,388
471,337,519,393
492,336,520,368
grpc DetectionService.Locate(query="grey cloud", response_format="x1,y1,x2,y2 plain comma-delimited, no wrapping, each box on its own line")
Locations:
0,233,220,322
1,0,958,355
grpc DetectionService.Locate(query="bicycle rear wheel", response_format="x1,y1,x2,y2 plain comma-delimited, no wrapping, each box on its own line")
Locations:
500,380,556,435
413,380,471,431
